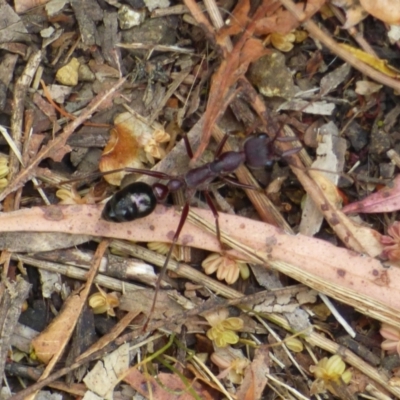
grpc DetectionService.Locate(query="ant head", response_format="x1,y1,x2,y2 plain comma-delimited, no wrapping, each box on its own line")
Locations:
243,134,274,169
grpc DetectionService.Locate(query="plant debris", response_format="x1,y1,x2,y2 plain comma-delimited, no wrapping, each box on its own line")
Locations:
2,0,400,399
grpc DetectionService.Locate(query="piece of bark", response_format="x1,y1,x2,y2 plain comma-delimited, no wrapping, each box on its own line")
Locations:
70,0,102,46
0,278,31,384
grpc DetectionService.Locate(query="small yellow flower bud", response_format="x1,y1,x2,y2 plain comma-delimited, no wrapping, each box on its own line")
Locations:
285,337,304,353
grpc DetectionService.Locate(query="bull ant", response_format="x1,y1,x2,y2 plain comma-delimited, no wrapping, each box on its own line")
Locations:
100,131,301,328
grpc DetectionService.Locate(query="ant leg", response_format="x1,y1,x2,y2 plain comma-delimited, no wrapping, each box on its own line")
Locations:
203,190,229,251
183,134,194,159
214,132,230,158
143,202,190,330
221,176,259,190
280,146,302,158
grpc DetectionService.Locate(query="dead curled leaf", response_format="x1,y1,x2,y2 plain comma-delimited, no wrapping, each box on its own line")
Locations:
123,368,213,399
31,292,82,364
100,112,169,185
342,175,400,214
360,0,400,25
255,0,326,35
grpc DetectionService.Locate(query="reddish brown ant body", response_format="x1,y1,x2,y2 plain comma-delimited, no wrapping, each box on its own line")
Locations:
100,132,300,328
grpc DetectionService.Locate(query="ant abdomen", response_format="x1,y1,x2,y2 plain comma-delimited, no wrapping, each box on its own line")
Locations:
102,182,157,222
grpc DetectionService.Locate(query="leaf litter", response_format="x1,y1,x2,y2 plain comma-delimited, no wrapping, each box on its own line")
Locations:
2,0,400,399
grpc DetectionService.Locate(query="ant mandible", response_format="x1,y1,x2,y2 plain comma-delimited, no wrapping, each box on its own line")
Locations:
101,131,300,328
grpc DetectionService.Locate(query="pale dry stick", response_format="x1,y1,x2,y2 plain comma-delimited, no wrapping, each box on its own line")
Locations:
117,43,194,54
32,64,44,90
12,254,146,294
279,0,400,92
15,239,239,306
63,35,81,65
364,385,393,400
21,111,51,206
256,318,309,381
191,354,235,400
204,0,224,29
183,0,233,53
0,126,23,167
0,77,127,202
266,374,310,400
319,293,356,338
35,167,73,191
151,4,196,17
110,240,245,299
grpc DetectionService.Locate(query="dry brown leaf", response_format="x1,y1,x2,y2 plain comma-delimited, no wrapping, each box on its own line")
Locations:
255,0,325,35
123,369,214,399
31,292,82,364
194,36,269,161
236,345,270,399
100,126,144,186
14,0,50,13
360,0,400,25
355,80,383,96
216,0,252,42
83,343,130,399
192,0,278,161
343,175,400,214
100,112,168,185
